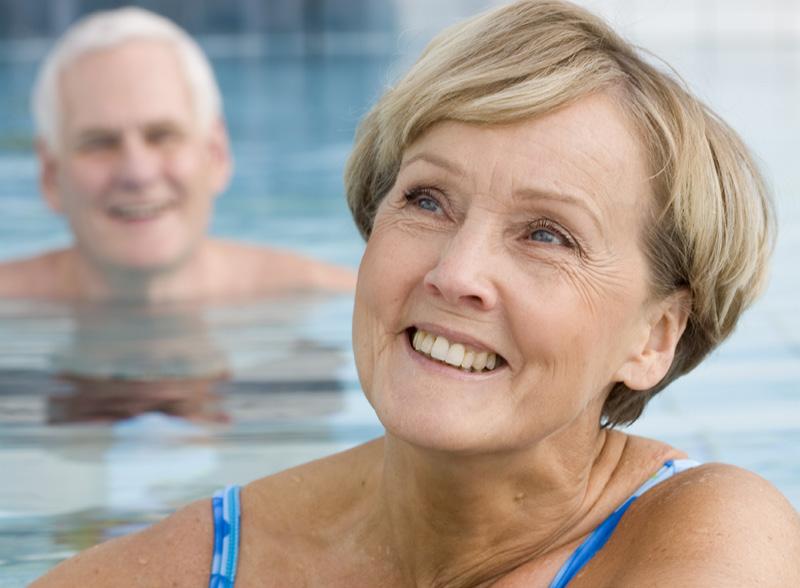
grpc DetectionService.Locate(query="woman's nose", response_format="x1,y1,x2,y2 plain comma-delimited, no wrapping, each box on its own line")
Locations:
422,221,499,311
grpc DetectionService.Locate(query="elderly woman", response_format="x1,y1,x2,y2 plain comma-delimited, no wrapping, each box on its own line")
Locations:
34,1,800,586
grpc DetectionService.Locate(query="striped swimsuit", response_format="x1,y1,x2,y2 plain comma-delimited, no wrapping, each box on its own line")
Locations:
208,459,699,588
209,485,241,588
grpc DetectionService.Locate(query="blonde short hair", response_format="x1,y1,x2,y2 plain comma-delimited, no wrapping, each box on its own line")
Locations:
345,0,775,426
32,6,222,152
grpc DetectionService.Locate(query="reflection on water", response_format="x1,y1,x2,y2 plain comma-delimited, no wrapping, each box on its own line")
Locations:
46,304,230,424
48,376,229,424
50,304,231,381
0,293,378,584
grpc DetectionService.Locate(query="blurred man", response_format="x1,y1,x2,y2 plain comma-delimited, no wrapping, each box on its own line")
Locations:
0,7,355,302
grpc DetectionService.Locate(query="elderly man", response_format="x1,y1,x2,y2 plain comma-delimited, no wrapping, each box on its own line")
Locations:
0,7,355,302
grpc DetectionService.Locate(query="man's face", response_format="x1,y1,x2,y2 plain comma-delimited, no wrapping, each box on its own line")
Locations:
40,39,230,272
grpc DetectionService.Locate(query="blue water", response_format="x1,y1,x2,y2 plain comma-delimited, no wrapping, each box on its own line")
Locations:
1,12,799,587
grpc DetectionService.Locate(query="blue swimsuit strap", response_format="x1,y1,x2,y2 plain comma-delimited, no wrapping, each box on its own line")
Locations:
548,459,700,588
208,460,698,588
209,485,241,588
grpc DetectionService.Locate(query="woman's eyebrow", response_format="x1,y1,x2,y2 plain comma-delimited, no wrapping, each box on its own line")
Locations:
400,152,465,176
514,187,603,233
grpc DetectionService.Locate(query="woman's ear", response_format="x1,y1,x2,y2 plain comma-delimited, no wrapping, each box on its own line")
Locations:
614,289,691,391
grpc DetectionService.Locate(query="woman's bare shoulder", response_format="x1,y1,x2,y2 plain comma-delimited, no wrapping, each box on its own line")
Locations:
233,440,383,580
245,438,382,519
601,463,800,587
30,498,215,587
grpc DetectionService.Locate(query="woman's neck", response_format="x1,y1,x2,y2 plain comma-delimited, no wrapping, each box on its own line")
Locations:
371,426,668,587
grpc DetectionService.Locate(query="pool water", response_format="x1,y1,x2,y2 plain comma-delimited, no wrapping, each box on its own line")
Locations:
1,10,799,586
0,294,381,585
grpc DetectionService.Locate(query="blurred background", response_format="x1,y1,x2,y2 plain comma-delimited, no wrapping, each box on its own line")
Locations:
1,0,800,262
0,1,798,585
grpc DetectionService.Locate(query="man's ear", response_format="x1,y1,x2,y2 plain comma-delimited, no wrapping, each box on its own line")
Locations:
206,118,232,196
614,289,692,391
37,139,64,214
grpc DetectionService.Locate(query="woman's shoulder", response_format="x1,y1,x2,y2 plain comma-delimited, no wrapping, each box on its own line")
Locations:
593,462,800,587
244,438,382,526
233,440,384,583
30,498,215,587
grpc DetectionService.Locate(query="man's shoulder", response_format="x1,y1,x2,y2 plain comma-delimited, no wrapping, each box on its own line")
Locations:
30,498,215,587
0,250,67,299
210,239,356,294
594,463,800,586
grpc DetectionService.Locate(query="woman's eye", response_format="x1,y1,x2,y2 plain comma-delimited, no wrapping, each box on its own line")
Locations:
530,228,562,244
528,221,573,248
404,188,443,214
417,197,441,212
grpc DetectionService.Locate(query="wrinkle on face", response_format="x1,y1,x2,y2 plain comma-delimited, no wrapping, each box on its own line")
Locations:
558,250,636,320
354,92,659,452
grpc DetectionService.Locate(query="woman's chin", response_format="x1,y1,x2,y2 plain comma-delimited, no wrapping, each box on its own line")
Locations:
362,334,519,453
372,390,517,455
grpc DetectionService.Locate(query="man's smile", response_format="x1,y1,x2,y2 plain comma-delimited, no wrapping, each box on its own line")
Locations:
106,198,178,223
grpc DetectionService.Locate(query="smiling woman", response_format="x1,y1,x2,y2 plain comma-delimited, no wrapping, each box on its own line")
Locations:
32,1,800,587
353,107,664,454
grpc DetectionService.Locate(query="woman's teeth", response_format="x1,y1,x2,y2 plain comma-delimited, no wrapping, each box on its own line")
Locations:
411,329,498,372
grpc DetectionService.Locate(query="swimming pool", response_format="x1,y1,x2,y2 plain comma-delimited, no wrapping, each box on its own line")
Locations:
1,11,799,587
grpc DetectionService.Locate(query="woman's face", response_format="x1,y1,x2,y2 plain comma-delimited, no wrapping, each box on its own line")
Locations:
353,93,660,452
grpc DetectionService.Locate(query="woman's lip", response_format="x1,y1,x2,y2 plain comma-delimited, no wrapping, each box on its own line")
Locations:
411,322,500,356
403,329,507,380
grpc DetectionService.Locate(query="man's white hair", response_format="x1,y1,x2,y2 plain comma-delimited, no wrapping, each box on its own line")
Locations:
32,6,222,152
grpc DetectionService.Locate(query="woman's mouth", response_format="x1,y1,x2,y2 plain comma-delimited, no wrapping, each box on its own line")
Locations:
407,327,505,373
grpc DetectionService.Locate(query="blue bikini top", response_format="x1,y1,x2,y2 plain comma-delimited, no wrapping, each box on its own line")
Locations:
208,459,700,588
